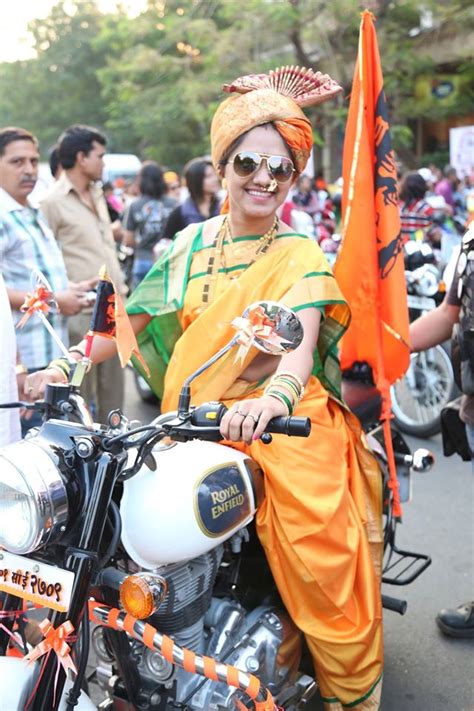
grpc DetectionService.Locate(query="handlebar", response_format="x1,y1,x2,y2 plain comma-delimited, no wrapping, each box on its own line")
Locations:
263,415,311,437
0,393,312,450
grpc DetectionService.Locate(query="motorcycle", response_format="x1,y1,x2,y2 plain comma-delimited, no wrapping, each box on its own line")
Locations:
391,241,458,438
0,302,433,711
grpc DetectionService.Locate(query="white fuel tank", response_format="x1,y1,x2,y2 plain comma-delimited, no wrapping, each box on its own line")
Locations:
120,440,262,568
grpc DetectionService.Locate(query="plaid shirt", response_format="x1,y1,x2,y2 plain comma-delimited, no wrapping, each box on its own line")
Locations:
399,198,435,242
0,188,69,369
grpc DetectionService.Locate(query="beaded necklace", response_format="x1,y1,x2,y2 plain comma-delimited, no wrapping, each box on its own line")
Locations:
201,215,279,305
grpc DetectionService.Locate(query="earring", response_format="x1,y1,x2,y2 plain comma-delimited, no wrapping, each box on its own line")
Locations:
221,178,228,190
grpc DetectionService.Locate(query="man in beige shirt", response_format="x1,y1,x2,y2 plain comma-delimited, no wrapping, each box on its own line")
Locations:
41,125,126,422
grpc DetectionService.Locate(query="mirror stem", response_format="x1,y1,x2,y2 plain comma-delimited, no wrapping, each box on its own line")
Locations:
177,338,237,419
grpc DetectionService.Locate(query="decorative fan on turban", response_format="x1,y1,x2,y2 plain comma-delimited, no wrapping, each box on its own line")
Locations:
222,65,343,108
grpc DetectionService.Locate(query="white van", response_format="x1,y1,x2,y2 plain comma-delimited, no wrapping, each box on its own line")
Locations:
103,153,141,183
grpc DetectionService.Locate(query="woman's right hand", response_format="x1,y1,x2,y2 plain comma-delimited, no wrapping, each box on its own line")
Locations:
24,368,66,401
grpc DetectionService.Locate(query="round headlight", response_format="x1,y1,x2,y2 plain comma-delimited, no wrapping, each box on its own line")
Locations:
0,440,68,554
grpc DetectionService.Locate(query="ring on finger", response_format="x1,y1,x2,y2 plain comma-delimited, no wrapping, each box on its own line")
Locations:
236,408,248,417
246,413,259,424
28,386,34,393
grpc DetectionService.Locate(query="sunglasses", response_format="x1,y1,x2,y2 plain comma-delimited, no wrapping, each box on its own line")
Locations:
228,151,295,184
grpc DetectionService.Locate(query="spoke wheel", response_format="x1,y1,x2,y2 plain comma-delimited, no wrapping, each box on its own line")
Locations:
391,345,456,437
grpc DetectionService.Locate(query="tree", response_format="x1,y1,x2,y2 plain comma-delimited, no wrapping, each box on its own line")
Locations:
0,1,111,152
0,0,471,169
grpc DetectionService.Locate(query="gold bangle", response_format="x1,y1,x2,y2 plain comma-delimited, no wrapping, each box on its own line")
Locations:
46,364,69,382
272,376,301,402
271,371,305,401
15,364,28,376
265,381,298,408
48,358,71,377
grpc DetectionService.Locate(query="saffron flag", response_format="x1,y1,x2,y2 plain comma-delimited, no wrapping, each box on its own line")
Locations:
334,10,410,517
87,267,149,375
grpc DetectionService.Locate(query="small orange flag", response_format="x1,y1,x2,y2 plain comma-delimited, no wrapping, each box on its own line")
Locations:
334,11,410,517
87,267,149,375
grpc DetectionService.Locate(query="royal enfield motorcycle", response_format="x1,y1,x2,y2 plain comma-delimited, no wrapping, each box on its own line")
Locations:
0,302,433,711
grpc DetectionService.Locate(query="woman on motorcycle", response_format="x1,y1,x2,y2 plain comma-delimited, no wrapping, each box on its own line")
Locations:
27,68,383,710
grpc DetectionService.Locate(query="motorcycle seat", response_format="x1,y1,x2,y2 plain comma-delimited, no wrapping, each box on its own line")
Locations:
342,380,382,427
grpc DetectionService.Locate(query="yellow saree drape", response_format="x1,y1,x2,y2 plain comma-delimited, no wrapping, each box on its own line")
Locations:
128,218,384,709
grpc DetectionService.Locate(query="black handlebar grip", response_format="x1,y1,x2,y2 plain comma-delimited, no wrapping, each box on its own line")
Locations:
382,594,407,615
265,416,311,437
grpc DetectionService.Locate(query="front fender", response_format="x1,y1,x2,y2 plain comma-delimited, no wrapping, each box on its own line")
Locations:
0,656,96,710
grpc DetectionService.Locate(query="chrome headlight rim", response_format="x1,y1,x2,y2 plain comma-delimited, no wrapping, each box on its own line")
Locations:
0,440,68,554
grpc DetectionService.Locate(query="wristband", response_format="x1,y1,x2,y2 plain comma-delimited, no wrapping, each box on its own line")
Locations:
69,344,86,358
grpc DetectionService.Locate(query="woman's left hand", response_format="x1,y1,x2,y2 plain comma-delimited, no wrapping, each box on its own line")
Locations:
220,395,288,445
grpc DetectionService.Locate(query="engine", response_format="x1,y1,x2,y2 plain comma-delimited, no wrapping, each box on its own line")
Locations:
93,534,311,710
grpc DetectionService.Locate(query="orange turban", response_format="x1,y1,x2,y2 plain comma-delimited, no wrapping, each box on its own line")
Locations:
210,89,314,175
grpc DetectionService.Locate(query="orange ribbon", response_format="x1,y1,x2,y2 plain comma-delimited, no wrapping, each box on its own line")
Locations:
231,305,286,364
23,618,77,677
17,286,53,329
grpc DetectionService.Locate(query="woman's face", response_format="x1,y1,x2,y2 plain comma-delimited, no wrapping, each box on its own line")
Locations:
298,176,311,193
202,164,220,196
224,125,295,221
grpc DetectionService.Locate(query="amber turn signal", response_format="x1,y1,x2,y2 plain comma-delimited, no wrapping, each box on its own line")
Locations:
120,573,167,620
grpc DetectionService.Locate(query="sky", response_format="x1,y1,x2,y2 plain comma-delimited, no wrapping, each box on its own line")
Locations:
0,0,148,63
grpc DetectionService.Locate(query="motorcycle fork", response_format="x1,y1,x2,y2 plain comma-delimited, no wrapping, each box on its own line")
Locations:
30,452,123,711
102,627,141,704
0,593,24,655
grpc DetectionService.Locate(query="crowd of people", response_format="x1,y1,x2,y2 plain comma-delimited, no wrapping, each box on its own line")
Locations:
0,64,472,710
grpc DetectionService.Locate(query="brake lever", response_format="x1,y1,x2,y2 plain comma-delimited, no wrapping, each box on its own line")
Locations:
0,401,42,410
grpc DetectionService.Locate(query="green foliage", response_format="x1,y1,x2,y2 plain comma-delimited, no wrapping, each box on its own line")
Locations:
0,0,470,167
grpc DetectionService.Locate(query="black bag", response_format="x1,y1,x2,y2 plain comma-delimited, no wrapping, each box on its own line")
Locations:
440,397,471,462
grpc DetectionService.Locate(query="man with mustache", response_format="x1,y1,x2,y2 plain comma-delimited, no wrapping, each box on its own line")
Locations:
41,125,126,422
0,126,90,433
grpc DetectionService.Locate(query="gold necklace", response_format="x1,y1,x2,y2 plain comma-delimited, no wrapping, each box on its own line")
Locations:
201,216,279,306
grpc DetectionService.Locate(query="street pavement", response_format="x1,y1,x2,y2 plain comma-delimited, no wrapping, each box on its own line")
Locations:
92,371,473,710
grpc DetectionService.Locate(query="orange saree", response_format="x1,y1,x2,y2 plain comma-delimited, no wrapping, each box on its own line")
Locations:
127,217,384,709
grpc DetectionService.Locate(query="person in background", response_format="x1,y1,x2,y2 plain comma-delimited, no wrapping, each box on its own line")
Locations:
291,173,320,219
435,164,458,210
0,126,90,434
314,169,328,192
0,272,21,445
164,170,183,203
122,161,177,289
410,221,473,638
49,145,62,181
162,157,221,240
417,167,436,196
41,124,125,423
121,177,140,209
399,171,438,243
103,180,124,242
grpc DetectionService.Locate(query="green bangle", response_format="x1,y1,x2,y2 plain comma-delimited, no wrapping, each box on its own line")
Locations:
274,376,301,401
266,383,297,409
265,388,293,415
48,358,71,377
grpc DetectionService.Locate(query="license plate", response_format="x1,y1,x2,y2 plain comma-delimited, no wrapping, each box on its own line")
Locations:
407,294,436,311
0,551,74,613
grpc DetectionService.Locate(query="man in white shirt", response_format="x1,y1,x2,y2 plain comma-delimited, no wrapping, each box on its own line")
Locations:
0,126,92,433
0,272,21,445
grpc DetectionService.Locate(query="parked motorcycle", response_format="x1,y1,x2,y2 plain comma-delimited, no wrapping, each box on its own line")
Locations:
0,302,433,711
391,242,457,438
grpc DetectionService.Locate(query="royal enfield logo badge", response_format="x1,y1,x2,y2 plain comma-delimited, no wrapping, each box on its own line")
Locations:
194,462,251,537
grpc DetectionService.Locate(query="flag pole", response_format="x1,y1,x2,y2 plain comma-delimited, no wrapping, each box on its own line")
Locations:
36,313,73,361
